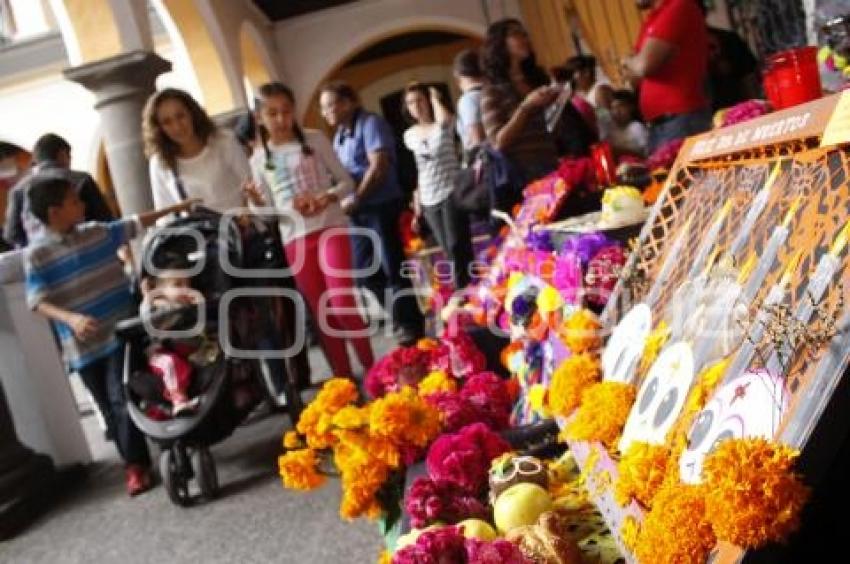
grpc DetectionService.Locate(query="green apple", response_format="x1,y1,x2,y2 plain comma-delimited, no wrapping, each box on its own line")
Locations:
457,519,498,541
493,483,553,534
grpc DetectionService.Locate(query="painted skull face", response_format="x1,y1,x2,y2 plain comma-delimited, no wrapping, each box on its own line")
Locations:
618,341,695,453
603,303,652,383
679,369,787,484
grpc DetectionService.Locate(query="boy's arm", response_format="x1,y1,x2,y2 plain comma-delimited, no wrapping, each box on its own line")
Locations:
35,301,99,341
137,199,199,228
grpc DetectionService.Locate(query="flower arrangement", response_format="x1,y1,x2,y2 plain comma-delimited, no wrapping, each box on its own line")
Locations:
404,477,490,528
280,379,444,521
632,482,716,564
585,245,627,308
392,526,531,564
702,438,810,547
558,309,602,354
426,423,512,494
639,320,670,376
718,100,770,128
614,442,672,508
425,372,513,433
548,353,602,418
561,382,637,449
647,138,685,172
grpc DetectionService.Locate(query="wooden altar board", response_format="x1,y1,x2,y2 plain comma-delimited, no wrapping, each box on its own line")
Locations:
570,92,850,563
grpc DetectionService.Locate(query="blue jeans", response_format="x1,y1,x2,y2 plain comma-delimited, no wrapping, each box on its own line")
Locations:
648,109,712,153
349,199,424,332
77,347,150,466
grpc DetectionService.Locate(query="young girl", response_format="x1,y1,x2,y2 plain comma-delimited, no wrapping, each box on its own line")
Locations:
607,89,649,159
403,83,473,289
244,82,374,379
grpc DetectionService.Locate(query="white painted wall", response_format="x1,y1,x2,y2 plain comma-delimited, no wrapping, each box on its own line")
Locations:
272,0,522,119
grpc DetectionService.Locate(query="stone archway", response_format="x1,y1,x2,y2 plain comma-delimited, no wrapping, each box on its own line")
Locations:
302,25,483,129
239,20,278,96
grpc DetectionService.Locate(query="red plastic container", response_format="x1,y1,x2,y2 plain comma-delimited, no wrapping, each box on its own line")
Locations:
764,47,822,110
590,142,616,187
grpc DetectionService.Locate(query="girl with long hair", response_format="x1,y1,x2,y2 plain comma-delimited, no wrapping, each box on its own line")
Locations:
143,88,250,212
402,83,473,289
480,19,560,188
244,82,373,379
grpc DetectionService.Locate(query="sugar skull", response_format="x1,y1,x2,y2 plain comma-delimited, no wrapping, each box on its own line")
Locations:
618,341,695,453
488,453,549,503
602,303,652,383
679,369,788,484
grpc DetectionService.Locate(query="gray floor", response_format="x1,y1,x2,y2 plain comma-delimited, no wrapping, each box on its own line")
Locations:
2,335,399,564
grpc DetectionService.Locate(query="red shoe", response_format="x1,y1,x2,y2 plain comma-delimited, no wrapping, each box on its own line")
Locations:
125,464,152,497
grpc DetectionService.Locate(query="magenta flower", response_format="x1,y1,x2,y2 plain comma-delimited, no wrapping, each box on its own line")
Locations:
426,423,511,494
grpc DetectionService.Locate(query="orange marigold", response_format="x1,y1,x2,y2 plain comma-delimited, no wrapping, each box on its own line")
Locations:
559,309,602,354
417,370,458,397
369,387,441,448
278,448,326,491
548,353,601,417
615,442,671,508
296,378,359,449
702,438,810,548
339,458,390,520
335,429,401,470
562,382,636,449
417,338,440,351
634,482,715,564
377,550,392,564
332,405,371,430
314,377,359,411
283,430,302,450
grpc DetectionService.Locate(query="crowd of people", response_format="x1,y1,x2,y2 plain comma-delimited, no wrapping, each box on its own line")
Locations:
0,1,760,499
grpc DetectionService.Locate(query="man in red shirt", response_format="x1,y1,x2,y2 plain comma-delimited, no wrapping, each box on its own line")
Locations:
623,0,710,152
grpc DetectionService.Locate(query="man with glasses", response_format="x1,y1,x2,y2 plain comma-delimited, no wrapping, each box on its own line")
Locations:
318,82,425,346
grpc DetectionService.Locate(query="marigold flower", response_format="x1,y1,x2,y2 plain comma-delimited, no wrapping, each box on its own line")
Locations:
615,442,671,508
702,438,810,547
548,353,602,417
278,448,325,491
562,382,636,449
283,431,302,450
634,482,715,564
418,370,458,397
559,309,602,354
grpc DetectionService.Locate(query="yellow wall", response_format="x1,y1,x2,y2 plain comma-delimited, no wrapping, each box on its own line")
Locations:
64,0,123,62
570,0,643,86
161,0,236,114
240,26,273,92
519,0,576,70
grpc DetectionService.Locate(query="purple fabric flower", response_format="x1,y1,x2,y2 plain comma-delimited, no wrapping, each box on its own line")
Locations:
560,232,613,268
552,252,583,304
465,538,532,564
525,230,554,252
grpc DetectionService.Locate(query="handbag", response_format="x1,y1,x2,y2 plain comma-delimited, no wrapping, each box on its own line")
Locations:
452,144,520,218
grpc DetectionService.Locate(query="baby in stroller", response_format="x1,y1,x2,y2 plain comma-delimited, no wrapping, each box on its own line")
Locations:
139,259,206,416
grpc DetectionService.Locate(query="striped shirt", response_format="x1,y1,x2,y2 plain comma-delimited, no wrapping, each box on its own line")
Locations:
24,218,140,371
481,82,558,180
403,122,459,207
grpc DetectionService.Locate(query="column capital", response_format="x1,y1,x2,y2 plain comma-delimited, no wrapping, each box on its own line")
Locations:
63,50,171,108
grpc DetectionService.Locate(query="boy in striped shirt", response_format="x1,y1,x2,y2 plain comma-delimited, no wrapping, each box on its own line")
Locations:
24,176,196,496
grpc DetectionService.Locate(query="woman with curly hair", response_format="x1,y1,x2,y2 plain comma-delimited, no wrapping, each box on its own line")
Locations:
480,19,560,192
143,88,250,212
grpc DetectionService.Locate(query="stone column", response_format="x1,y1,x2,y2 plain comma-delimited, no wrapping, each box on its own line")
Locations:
64,50,171,217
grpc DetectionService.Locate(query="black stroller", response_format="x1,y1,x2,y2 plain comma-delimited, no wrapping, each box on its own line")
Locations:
117,209,307,506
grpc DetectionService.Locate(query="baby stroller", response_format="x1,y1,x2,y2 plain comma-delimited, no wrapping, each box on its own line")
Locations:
117,208,307,506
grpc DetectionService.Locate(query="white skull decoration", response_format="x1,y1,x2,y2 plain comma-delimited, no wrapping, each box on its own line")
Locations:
602,303,652,383
679,369,788,484
618,341,695,453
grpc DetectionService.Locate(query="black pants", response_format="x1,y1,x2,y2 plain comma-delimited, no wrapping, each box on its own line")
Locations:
349,199,425,332
77,347,150,467
422,197,473,289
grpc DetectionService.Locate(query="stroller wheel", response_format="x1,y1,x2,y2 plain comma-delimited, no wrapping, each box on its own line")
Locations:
191,447,219,500
160,449,191,507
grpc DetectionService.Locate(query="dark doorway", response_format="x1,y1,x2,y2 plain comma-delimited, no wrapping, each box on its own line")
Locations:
379,82,454,198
